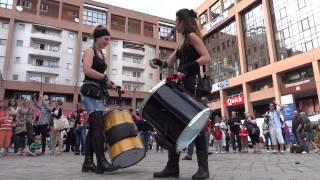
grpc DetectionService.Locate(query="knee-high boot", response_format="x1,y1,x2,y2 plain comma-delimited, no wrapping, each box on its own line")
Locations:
192,150,210,180
153,148,180,178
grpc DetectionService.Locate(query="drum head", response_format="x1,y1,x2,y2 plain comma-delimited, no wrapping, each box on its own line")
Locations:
112,148,146,168
176,108,212,153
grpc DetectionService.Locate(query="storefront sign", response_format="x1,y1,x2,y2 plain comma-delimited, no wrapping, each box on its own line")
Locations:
207,10,229,31
285,79,310,88
281,94,295,133
211,80,229,93
225,94,244,107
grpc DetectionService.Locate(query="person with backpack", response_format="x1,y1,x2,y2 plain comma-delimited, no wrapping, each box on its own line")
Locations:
266,101,285,154
300,112,320,153
214,116,226,154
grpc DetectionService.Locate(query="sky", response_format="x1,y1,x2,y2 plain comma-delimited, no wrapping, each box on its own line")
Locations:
94,0,205,20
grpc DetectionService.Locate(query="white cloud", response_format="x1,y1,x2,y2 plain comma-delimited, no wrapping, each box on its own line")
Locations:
94,0,205,20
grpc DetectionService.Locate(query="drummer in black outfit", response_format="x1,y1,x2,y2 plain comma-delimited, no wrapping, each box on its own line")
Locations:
81,25,118,174
150,9,211,180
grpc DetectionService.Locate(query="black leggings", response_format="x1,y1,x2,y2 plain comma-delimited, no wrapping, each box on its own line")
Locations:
249,133,260,145
85,111,105,161
36,124,48,153
17,132,26,149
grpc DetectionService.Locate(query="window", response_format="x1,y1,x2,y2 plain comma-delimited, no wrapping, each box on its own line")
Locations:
82,36,88,42
48,45,59,52
0,39,7,45
112,69,117,75
0,56,4,63
38,43,45,50
112,54,117,60
210,2,221,20
203,21,240,83
159,24,176,41
133,71,140,78
83,6,107,26
40,3,48,13
199,12,208,29
111,14,126,32
270,0,320,60
15,57,21,64
44,77,50,83
128,18,141,34
65,79,71,84
67,48,73,54
36,59,43,66
149,73,153,80
2,22,9,29
0,0,13,9
68,10,78,17
17,23,25,30
223,0,234,11
68,32,74,39
12,74,18,80
16,40,23,47
47,61,57,68
242,3,270,71
112,40,118,47
21,0,32,8
66,63,72,70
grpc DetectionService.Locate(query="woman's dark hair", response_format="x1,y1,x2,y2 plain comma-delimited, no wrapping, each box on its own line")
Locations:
176,9,202,41
8,99,18,108
92,25,110,44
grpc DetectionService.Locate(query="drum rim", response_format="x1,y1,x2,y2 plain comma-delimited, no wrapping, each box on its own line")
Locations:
175,108,212,153
112,147,146,168
139,80,166,115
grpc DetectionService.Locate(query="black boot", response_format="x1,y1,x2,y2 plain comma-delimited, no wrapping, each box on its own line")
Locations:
82,156,97,172
192,150,210,180
153,148,180,178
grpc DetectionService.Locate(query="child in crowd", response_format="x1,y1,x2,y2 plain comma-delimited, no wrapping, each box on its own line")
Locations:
26,135,42,156
0,106,14,156
213,123,223,154
239,125,249,153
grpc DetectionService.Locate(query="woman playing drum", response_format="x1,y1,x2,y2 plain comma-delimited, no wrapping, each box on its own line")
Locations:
150,8,211,180
81,25,118,174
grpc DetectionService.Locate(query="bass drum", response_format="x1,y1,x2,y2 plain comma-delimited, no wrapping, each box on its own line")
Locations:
104,110,145,168
139,81,212,152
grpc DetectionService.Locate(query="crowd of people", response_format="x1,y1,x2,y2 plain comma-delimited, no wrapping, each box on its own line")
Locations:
0,96,90,157
206,101,320,155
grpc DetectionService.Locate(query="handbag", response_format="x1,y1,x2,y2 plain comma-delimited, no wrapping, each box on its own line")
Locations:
197,74,212,95
15,121,27,135
53,115,69,131
80,80,106,99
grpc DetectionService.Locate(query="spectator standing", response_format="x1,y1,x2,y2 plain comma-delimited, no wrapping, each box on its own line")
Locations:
33,95,52,154
50,99,64,155
300,112,320,153
17,100,34,147
262,115,271,152
291,110,300,144
227,111,242,153
244,113,261,153
239,125,249,153
0,105,13,156
296,112,309,153
72,103,88,155
266,101,285,154
8,99,19,153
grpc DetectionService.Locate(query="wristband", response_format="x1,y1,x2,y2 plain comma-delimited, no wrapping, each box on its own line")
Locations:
102,74,108,81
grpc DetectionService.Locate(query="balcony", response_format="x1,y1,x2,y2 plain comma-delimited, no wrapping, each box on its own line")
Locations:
122,75,145,84
28,47,61,59
31,32,62,43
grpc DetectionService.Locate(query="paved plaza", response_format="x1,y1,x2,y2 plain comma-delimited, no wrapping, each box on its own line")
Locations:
0,150,320,180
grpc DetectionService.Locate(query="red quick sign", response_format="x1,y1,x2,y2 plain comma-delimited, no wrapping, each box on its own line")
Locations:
225,94,244,107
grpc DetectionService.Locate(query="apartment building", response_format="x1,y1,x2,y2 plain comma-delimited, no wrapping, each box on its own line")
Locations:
0,0,177,112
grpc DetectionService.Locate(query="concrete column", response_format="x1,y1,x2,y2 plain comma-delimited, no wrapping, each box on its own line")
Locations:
220,90,229,119
140,20,144,36
125,17,128,33
272,73,282,103
36,0,41,16
235,13,247,74
262,0,277,64
58,1,63,20
312,60,320,112
2,18,15,80
242,82,253,114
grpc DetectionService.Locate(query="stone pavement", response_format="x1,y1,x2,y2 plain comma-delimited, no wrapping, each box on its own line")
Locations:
0,150,319,180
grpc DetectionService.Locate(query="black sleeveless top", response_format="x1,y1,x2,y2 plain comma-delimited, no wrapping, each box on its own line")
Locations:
84,47,107,84
176,40,201,96
176,42,201,77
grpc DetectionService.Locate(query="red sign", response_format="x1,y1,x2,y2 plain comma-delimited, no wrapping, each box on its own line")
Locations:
225,94,244,107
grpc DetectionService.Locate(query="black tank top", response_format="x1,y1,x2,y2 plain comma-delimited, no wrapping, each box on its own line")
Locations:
176,41,201,77
176,40,201,95
84,47,107,84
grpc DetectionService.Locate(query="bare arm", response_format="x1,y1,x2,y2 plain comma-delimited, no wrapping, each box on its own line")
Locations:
189,33,210,66
83,48,105,80
166,49,178,67
274,101,284,110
